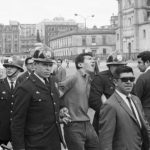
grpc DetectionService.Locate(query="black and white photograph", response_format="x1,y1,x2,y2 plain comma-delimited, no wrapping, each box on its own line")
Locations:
0,0,150,150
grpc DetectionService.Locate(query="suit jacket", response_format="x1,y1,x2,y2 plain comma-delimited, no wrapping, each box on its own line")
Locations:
11,74,65,150
54,66,66,83
135,69,150,108
17,71,30,84
0,78,20,140
134,70,150,124
99,91,150,150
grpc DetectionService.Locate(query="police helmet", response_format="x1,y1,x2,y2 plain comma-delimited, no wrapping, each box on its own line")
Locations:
3,57,24,72
106,53,127,66
32,45,53,63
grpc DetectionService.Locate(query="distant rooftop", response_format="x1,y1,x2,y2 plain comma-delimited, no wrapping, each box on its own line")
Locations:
50,28,115,40
40,17,77,25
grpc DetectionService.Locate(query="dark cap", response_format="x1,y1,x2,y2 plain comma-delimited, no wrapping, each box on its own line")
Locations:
106,54,127,66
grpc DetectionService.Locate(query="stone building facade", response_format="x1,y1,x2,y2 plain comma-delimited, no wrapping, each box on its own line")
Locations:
0,22,37,58
116,0,150,59
20,24,37,53
37,17,78,47
50,28,116,60
0,23,20,55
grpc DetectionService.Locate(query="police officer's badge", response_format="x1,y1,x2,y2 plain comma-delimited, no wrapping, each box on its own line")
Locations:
117,55,123,62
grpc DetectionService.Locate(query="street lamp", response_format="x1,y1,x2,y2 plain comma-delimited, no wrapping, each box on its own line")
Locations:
74,13,95,30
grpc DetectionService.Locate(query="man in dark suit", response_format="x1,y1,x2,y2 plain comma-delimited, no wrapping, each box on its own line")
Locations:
17,57,34,84
99,66,150,150
11,47,68,150
54,59,66,83
0,57,24,145
89,54,127,134
134,51,150,124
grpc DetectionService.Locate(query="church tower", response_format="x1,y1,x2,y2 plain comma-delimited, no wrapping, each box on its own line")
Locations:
116,0,150,59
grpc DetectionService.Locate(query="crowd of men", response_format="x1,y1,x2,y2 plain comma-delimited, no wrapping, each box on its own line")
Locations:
0,45,150,150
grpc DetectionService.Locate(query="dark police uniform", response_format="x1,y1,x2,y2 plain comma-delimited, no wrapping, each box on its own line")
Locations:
0,78,19,144
89,70,115,134
17,71,30,84
11,73,65,150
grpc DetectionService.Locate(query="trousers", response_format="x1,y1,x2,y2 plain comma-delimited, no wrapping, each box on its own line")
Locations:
64,121,99,150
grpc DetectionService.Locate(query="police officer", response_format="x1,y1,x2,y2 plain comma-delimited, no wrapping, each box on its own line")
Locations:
17,57,34,84
11,47,66,150
89,53,127,134
0,57,24,145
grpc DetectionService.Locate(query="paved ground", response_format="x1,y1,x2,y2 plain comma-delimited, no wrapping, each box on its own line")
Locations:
61,60,141,150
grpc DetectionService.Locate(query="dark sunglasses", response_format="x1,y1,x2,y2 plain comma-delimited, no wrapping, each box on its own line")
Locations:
43,63,53,67
119,77,135,82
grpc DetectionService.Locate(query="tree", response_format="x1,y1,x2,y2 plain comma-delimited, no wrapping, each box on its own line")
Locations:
36,30,41,43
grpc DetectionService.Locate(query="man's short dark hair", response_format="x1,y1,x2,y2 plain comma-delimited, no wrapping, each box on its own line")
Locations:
25,57,33,66
75,52,93,69
113,66,134,79
137,51,150,63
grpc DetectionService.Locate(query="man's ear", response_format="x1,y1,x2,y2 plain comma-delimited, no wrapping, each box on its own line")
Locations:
145,60,150,67
77,62,83,68
113,79,118,87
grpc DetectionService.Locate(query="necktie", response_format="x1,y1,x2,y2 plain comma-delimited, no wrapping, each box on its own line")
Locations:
44,78,51,92
126,96,140,126
10,81,14,91
44,78,49,85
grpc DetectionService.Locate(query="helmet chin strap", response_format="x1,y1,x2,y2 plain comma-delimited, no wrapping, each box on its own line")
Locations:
7,69,19,80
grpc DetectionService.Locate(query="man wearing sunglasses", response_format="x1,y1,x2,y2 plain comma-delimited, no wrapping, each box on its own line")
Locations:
89,53,127,134
134,51,150,125
99,65,150,150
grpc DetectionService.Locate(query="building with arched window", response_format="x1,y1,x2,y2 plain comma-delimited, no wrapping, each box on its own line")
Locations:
50,28,116,60
116,0,150,59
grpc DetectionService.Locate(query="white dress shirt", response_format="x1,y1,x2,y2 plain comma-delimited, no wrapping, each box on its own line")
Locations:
7,78,16,89
116,90,142,127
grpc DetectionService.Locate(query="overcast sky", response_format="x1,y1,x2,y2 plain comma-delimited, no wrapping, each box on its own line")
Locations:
0,0,118,27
